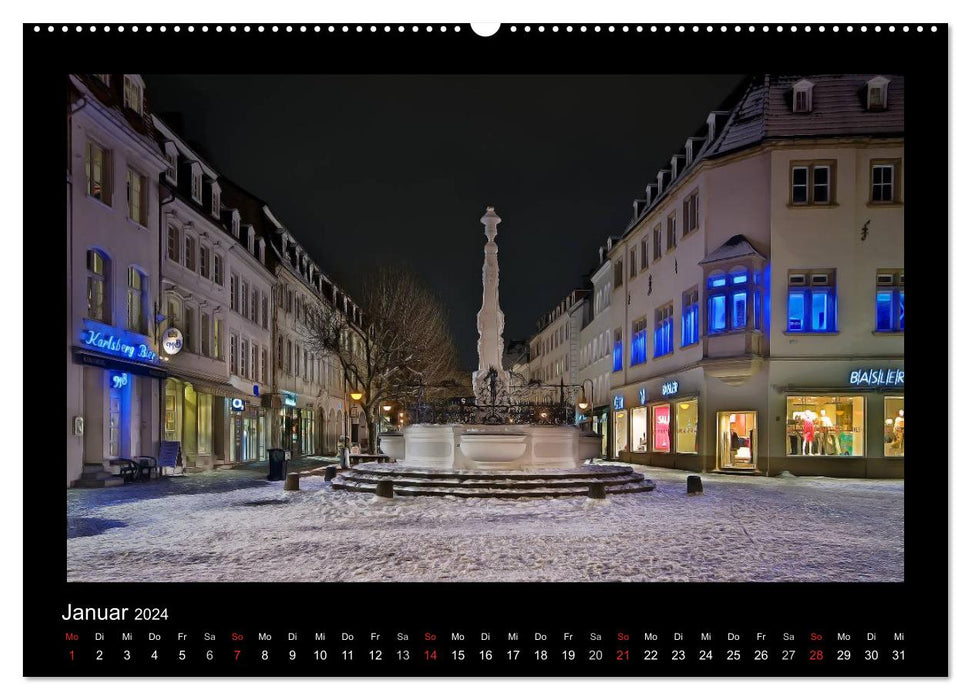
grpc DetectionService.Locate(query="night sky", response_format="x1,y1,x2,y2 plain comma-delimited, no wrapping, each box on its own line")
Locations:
143,74,744,369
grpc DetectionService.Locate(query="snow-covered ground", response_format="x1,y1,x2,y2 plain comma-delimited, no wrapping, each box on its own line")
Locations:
66,463,903,583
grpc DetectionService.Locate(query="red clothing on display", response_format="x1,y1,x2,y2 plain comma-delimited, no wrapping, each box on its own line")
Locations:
803,417,815,441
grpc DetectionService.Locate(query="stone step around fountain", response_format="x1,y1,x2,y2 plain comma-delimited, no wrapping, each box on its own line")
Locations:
332,463,656,498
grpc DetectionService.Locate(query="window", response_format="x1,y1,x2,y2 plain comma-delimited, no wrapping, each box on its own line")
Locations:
631,407,648,452
261,348,268,385
229,334,238,374
164,143,178,183
629,248,637,278
630,318,647,366
241,281,249,319
870,160,901,204
252,344,259,382
787,270,837,332
792,79,814,113
654,304,674,357
200,245,211,279
666,212,677,250
682,190,699,235
286,289,294,313
86,249,108,322
85,142,111,204
94,74,110,85
640,238,648,268
232,212,240,238
230,273,239,312
277,336,284,369
123,75,143,114
866,76,890,111
676,399,699,454
184,236,196,272
191,166,202,203
612,329,623,372
286,339,293,375
166,226,180,263
240,339,249,378
126,267,145,333
184,306,195,353
251,289,259,324
791,162,835,205
211,186,221,218
261,294,269,329
681,288,699,346
214,255,224,286
653,224,662,261
652,404,671,453
786,395,864,456
707,271,750,333
884,396,904,457
213,318,223,359
875,269,904,332
201,313,211,357
613,260,624,288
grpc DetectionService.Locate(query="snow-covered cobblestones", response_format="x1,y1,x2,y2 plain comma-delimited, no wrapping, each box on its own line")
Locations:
66,464,903,582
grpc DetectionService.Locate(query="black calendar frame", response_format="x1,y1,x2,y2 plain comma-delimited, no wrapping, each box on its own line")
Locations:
24,22,948,677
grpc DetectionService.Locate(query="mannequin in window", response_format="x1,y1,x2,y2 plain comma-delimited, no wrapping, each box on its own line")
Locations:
802,409,816,455
819,409,838,455
893,409,904,453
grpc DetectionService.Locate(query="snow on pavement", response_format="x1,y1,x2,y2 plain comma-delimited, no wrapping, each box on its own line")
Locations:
66,464,903,583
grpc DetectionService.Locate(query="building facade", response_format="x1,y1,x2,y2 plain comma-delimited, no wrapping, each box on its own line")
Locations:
601,74,904,478
67,74,170,486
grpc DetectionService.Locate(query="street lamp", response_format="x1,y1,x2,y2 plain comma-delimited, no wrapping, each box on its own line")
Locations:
342,380,364,468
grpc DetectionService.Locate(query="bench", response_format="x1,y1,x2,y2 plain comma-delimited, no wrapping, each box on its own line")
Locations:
347,453,394,465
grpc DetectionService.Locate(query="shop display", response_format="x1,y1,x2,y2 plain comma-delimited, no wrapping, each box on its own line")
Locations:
884,396,905,457
786,395,864,456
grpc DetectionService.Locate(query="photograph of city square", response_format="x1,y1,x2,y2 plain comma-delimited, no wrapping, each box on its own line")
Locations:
65,72,904,583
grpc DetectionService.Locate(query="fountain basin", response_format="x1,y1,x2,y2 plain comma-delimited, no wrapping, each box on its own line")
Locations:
459,432,528,467
579,431,602,460
378,432,405,461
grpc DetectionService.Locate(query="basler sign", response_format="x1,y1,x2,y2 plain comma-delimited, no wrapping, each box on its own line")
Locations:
848,368,904,387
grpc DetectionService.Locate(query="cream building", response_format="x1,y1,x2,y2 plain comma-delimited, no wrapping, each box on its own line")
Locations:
66,74,169,487
603,74,903,478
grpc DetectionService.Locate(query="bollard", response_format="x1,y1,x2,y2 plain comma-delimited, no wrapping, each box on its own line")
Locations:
375,479,394,499
588,482,607,499
687,475,703,495
324,465,337,481
284,473,300,491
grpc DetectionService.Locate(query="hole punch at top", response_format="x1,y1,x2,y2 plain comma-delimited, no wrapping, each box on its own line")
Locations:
471,23,501,37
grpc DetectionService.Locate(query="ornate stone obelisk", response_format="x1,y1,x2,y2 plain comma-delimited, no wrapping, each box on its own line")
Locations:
472,207,511,409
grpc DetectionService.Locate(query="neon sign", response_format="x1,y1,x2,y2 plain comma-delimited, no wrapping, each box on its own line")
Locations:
80,324,158,363
613,395,624,410
661,381,679,397
231,398,245,412
638,388,647,405
283,392,297,407
110,372,128,389
849,369,904,387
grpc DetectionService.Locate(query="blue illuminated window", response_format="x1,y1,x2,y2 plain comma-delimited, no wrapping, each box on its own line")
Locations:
875,272,904,332
631,319,648,366
707,270,750,334
654,305,674,357
612,330,623,372
787,271,837,332
682,289,699,346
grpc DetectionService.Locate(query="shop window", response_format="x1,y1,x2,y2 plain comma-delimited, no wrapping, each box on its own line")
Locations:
85,141,112,204
631,406,648,452
785,396,864,456
675,400,699,454
787,270,837,332
876,269,904,332
654,304,674,357
612,329,623,372
652,404,671,453
883,396,904,457
630,318,647,366
86,249,109,322
681,288,699,346
707,270,749,334
197,393,213,455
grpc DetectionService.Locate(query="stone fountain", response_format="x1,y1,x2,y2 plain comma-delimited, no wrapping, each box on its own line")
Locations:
333,208,653,498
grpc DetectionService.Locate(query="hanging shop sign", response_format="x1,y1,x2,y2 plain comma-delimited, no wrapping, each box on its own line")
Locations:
613,395,625,410
161,327,184,355
849,369,904,387
661,381,680,397
638,387,648,405
230,398,245,412
283,391,297,407
79,322,158,363
253,385,260,397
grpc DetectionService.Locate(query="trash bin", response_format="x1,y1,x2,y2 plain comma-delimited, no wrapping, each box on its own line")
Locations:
267,448,287,481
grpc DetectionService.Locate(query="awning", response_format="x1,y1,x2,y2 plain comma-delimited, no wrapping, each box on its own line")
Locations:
72,348,168,379
166,374,256,402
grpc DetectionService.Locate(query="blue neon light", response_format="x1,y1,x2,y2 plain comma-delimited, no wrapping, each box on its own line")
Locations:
639,387,647,405
80,322,158,363
661,381,679,397
613,395,625,410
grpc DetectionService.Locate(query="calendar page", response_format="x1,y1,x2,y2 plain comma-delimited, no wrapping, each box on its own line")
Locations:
24,19,946,678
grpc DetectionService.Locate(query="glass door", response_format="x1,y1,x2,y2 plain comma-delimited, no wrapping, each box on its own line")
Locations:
613,410,628,458
716,411,757,470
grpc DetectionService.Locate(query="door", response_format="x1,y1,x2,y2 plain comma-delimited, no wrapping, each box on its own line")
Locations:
108,393,121,458
613,410,628,458
716,411,758,470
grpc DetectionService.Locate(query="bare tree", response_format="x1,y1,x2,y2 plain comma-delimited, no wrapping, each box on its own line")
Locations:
301,264,458,453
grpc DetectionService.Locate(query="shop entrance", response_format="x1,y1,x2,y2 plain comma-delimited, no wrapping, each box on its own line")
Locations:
613,410,628,458
716,411,757,472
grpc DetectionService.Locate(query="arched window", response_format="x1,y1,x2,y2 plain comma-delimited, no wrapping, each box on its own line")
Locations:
86,249,109,322
126,267,147,334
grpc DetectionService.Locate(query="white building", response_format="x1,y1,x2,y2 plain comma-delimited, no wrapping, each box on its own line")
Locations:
603,74,903,478
154,120,277,469
66,74,170,486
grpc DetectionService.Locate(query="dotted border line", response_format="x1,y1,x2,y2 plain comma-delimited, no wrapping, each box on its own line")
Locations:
32,24,939,34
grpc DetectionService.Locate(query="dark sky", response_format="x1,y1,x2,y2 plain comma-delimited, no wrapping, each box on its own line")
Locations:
143,74,744,370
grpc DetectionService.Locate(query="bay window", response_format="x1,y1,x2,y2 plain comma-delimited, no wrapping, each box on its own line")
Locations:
707,270,751,333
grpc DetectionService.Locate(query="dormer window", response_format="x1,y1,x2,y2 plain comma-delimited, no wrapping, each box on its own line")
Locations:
231,210,240,238
190,163,202,203
247,226,255,254
211,184,221,218
164,143,178,184
94,74,110,86
867,76,890,111
258,239,266,264
123,75,144,115
793,79,814,113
